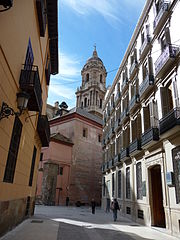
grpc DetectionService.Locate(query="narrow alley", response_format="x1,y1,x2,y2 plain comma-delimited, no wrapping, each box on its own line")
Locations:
0,206,179,240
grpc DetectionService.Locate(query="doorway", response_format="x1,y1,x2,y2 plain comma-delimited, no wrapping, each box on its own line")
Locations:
149,165,166,228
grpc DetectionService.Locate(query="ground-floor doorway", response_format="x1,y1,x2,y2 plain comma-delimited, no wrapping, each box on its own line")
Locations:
149,165,166,228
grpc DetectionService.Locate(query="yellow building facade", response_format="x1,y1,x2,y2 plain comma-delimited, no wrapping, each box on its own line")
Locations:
0,0,58,236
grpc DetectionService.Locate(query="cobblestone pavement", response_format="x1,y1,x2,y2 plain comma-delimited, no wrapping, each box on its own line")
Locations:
0,205,179,240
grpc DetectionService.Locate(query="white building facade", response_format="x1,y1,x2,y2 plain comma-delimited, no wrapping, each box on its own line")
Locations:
102,0,180,237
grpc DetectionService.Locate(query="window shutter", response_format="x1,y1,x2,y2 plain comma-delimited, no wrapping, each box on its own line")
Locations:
148,56,153,76
160,87,170,117
173,80,179,107
149,102,154,127
137,114,142,139
165,27,171,45
143,106,150,131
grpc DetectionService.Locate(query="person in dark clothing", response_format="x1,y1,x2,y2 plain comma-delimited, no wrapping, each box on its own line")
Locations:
91,198,96,214
66,196,69,206
106,198,110,213
111,198,120,221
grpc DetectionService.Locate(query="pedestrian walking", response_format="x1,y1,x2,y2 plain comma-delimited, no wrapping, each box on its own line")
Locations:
91,198,96,214
66,196,69,206
111,198,120,221
106,198,110,213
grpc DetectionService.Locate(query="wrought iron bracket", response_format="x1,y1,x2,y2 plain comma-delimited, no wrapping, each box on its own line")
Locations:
0,102,20,120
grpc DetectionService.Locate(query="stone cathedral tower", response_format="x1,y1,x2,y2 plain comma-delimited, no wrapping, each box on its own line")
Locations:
76,47,107,118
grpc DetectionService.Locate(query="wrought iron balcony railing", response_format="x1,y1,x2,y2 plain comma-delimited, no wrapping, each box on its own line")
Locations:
129,94,140,112
141,127,159,147
120,108,129,123
129,60,138,79
109,158,114,168
37,115,50,147
121,147,129,159
19,65,42,113
139,74,154,99
160,107,180,135
115,92,121,106
139,35,151,60
114,118,121,131
155,44,179,78
153,2,170,35
121,78,128,92
129,138,141,154
114,154,120,164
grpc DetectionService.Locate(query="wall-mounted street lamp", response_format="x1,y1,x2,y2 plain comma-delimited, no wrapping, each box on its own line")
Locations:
0,92,30,120
0,0,13,12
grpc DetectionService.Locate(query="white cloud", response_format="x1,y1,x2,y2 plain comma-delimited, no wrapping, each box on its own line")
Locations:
61,0,146,25
62,0,121,23
48,84,75,100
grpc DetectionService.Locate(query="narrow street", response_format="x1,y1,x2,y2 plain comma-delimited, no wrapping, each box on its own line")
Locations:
0,206,179,240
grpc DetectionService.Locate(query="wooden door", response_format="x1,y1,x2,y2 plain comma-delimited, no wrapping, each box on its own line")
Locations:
150,165,166,227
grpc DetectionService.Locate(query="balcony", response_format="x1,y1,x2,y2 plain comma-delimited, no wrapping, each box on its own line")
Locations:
114,154,120,165
104,161,109,171
141,127,159,148
155,44,179,79
109,158,114,168
37,115,50,147
139,74,154,99
120,108,129,124
121,78,128,92
121,147,129,160
114,118,121,132
109,127,115,139
160,107,180,136
36,0,47,37
115,92,121,106
129,139,141,155
153,2,170,35
129,94,140,112
19,65,42,113
139,35,151,60
110,102,115,114
129,60,138,79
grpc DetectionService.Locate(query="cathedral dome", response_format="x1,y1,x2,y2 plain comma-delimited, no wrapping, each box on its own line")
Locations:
82,47,106,73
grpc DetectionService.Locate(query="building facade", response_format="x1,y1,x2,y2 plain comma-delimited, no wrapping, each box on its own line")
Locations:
49,108,103,206
76,47,107,118
36,133,73,206
0,0,58,236
102,0,180,237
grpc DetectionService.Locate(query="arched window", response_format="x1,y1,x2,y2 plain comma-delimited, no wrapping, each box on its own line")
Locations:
86,73,89,82
100,74,102,83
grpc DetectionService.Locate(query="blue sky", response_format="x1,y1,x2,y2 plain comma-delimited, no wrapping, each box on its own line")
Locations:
48,0,146,109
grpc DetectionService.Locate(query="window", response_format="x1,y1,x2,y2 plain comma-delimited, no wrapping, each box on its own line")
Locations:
29,146,37,186
3,117,22,183
112,173,115,197
83,128,87,138
100,74,102,83
126,167,130,199
172,146,180,203
100,99,102,109
118,170,121,198
59,166,63,175
98,134,102,143
86,73,89,82
84,98,87,107
136,162,143,200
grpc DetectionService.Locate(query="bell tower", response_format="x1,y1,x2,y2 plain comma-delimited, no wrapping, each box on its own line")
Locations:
76,46,107,118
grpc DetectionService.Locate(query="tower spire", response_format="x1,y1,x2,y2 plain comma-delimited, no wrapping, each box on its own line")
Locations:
93,43,97,57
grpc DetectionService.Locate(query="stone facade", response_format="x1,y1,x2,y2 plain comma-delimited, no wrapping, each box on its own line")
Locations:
76,47,107,118
50,108,103,206
102,0,180,238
